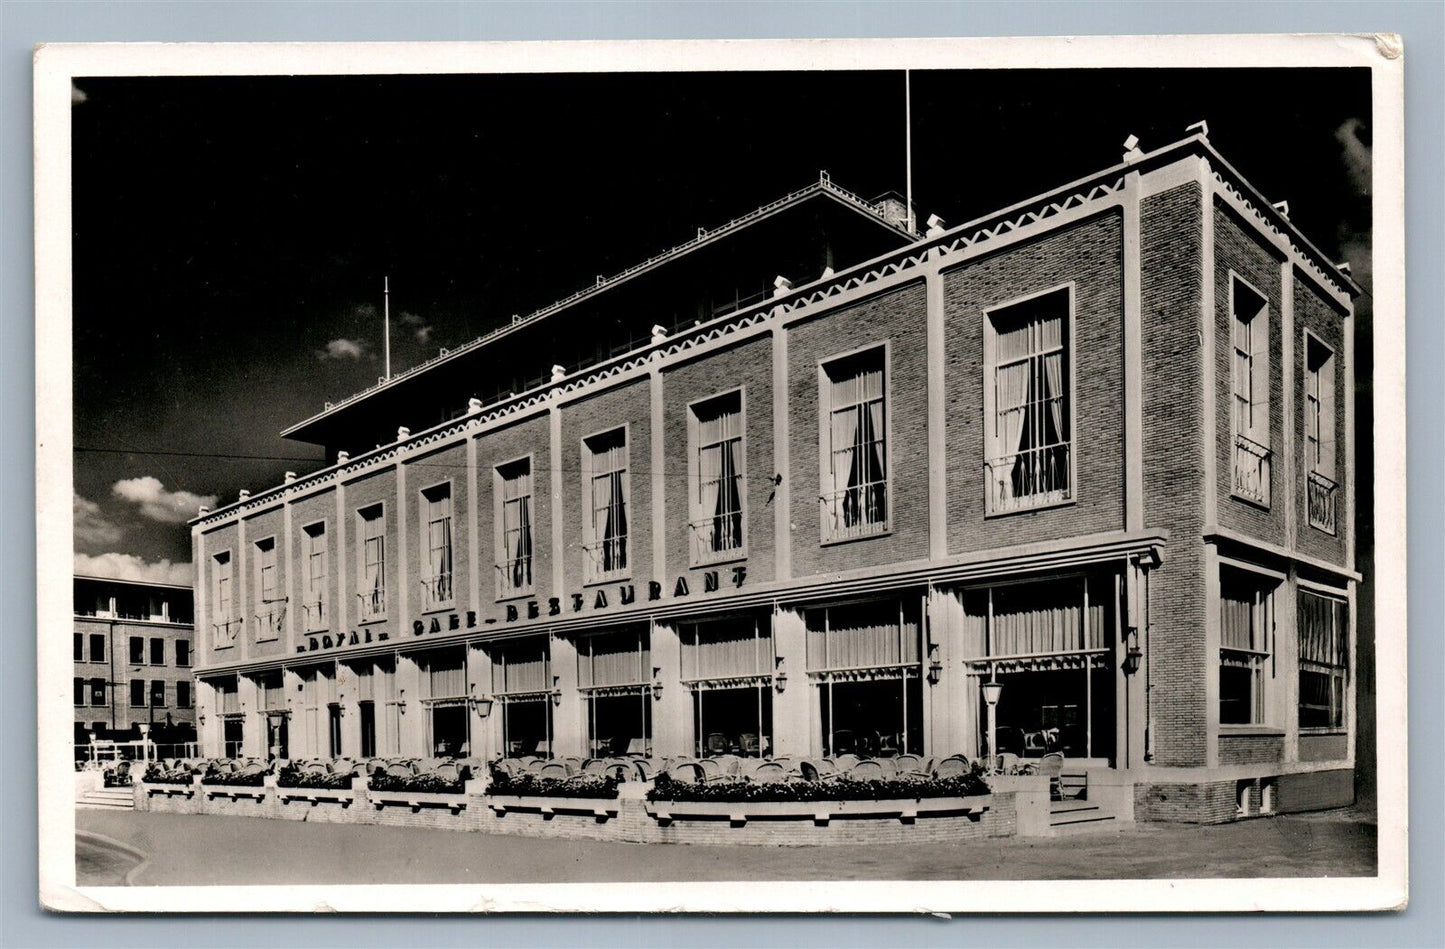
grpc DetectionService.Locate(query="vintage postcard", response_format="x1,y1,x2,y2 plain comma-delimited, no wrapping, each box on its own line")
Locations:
35,34,1407,913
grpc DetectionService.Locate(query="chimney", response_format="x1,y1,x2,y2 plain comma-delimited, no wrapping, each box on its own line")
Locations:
238,489,250,502
284,471,297,484
396,426,410,442
198,505,210,516
872,191,917,235
337,450,350,464
468,397,483,414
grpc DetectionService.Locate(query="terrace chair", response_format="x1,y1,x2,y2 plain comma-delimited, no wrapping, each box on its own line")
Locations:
849,759,886,779
770,756,794,769
698,758,727,781
996,752,1021,772
738,733,760,756
624,738,649,757
1038,752,1065,800
459,757,483,772
516,755,539,767
872,757,899,777
524,759,546,774
605,763,634,782
750,762,789,784
813,758,839,776
798,760,821,781
366,758,387,776
538,762,569,779
713,754,742,775
419,757,447,773
433,763,461,782
664,762,704,784
237,762,267,778
558,756,584,773
894,753,924,773
705,732,730,756
833,753,861,772
933,756,970,779
632,758,656,780
385,762,416,778
581,758,609,775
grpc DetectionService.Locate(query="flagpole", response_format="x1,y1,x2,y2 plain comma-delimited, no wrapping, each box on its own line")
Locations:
905,70,914,235
383,275,391,380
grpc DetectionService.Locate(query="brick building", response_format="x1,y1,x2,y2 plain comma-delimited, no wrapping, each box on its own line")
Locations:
189,131,1361,822
73,575,197,748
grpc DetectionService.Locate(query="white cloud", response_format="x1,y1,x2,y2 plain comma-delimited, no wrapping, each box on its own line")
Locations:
112,476,218,524
74,552,192,587
320,338,366,361
71,81,87,105
74,493,121,546
1334,117,1371,196
400,311,434,344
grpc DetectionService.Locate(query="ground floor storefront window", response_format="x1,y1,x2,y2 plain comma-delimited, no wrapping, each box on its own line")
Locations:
578,626,652,757
422,648,471,757
681,614,773,757
223,716,244,758
807,598,923,757
962,573,1116,760
1219,566,1276,726
1298,588,1348,730
491,636,554,757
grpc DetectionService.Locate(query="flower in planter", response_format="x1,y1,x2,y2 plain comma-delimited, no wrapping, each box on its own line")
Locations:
485,765,621,800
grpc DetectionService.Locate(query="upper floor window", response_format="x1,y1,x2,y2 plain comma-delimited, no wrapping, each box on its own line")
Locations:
357,504,386,619
1219,565,1276,725
89,633,105,663
496,457,534,596
149,637,164,666
1304,334,1338,533
254,537,283,640
583,429,629,582
985,286,1072,514
73,633,83,662
821,347,888,541
176,639,191,668
1230,276,1272,506
129,636,145,665
303,521,328,630
420,483,454,608
212,550,237,647
1298,590,1347,729
74,677,85,706
149,679,167,708
690,391,745,563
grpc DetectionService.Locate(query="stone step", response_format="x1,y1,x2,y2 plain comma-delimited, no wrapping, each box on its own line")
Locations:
1050,800,1100,815
1049,814,1120,836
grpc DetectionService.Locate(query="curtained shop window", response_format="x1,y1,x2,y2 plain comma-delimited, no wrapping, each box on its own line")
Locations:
496,458,534,596
1230,276,1272,506
961,574,1114,759
357,504,387,619
1298,590,1348,729
583,429,630,582
820,348,888,541
422,649,470,757
689,391,745,563
491,637,554,758
681,615,773,757
1219,566,1276,726
578,627,651,757
303,522,328,630
1304,335,1338,533
419,484,454,608
807,599,922,757
985,287,1072,514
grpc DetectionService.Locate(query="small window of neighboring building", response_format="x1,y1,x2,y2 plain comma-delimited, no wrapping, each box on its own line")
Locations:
689,391,745,563
74,633,83,662
1304,334,1338,533
213,550,236,647
985,287,1073,514
820,347,888,540
495,457,535,597
150,680,167,708
129,636,145,665
176,680,192,709
176,640,191,667
1219,566,1277,726
420,483,454,608
89,633,105,663
583,429,630,582
1230,276,1272,506
89,678,106,707
129,679,145,708
150,637,165,666
74,677,85,706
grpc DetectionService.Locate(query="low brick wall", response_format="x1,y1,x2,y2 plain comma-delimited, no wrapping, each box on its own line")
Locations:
1135,767,1356,823
1276,769,1353,814
136,777,1025,845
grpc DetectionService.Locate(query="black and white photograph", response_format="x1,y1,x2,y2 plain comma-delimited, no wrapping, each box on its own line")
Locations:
34,35,1407,913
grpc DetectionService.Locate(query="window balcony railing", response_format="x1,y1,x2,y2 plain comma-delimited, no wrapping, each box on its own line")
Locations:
418,573,453,609
985,444,1071,514
819,482,888,542
689,515,744,564
496,557,534,596
582,537,629,583
254,605,286,640
211,617,242,647
1232,433,1272,506
302,600,325,632
356,589,387,619
1308,470,1338,534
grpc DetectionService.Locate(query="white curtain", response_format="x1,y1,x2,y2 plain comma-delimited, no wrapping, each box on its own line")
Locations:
683,618,769,679
493,638,549,693
580,629,648,688
427,651,467,699
806,600,919,671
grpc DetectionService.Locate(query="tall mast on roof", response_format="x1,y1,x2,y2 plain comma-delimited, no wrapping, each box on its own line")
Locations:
383,275,391,380
905,70,914,235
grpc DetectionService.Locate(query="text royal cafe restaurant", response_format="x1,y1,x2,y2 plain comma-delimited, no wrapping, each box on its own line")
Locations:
191,131,1360,818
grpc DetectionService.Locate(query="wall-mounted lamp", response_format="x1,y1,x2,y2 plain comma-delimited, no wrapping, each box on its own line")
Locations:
472,695,495,718
397,689,407,714
551,676,562,706
928,659,944,685
774,656,788,693
197,714,206,727
651,667,664,700
1122,646,1144,677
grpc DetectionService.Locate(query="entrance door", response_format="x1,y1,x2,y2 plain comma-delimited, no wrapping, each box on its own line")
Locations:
358,701,376,758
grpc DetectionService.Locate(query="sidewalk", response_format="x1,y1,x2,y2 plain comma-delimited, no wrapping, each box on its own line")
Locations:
74,807,1376,886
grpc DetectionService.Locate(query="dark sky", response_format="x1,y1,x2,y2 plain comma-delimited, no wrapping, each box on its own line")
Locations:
70,67,1371,580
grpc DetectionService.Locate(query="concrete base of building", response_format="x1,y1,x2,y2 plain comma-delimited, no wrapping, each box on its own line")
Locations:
1132,767,1355,823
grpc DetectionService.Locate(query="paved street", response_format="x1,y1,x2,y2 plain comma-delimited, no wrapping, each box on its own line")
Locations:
75,807,1376,886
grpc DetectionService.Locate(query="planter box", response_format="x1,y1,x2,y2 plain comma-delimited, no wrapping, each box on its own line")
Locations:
144,783,197,799
644,795,991,826
368,789,467,813
486,794,621,821
278,786,357,807
203,786,267,801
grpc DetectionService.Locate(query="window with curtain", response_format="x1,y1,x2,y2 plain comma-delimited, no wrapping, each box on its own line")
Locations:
303,522,327,630
213,551,235,645
1298,590,1347,729
1219,566,1275,725
585,429,629,581
807,599,922,757
821,348,887,541
682,616,773,759
1305,335,1338,533
986,288,1071,513
423,649,469,757
254,537,282,639
492,637,553,758
258,672,286,711
358,504,386,618
216,677,241,714
1230,276,1272,505
420,484,454,607
691,391,745,562
578,627,651,757
497,458,534,595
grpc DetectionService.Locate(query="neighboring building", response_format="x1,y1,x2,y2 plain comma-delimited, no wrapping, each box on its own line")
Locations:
73,575,197,748
190,131,1361,822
